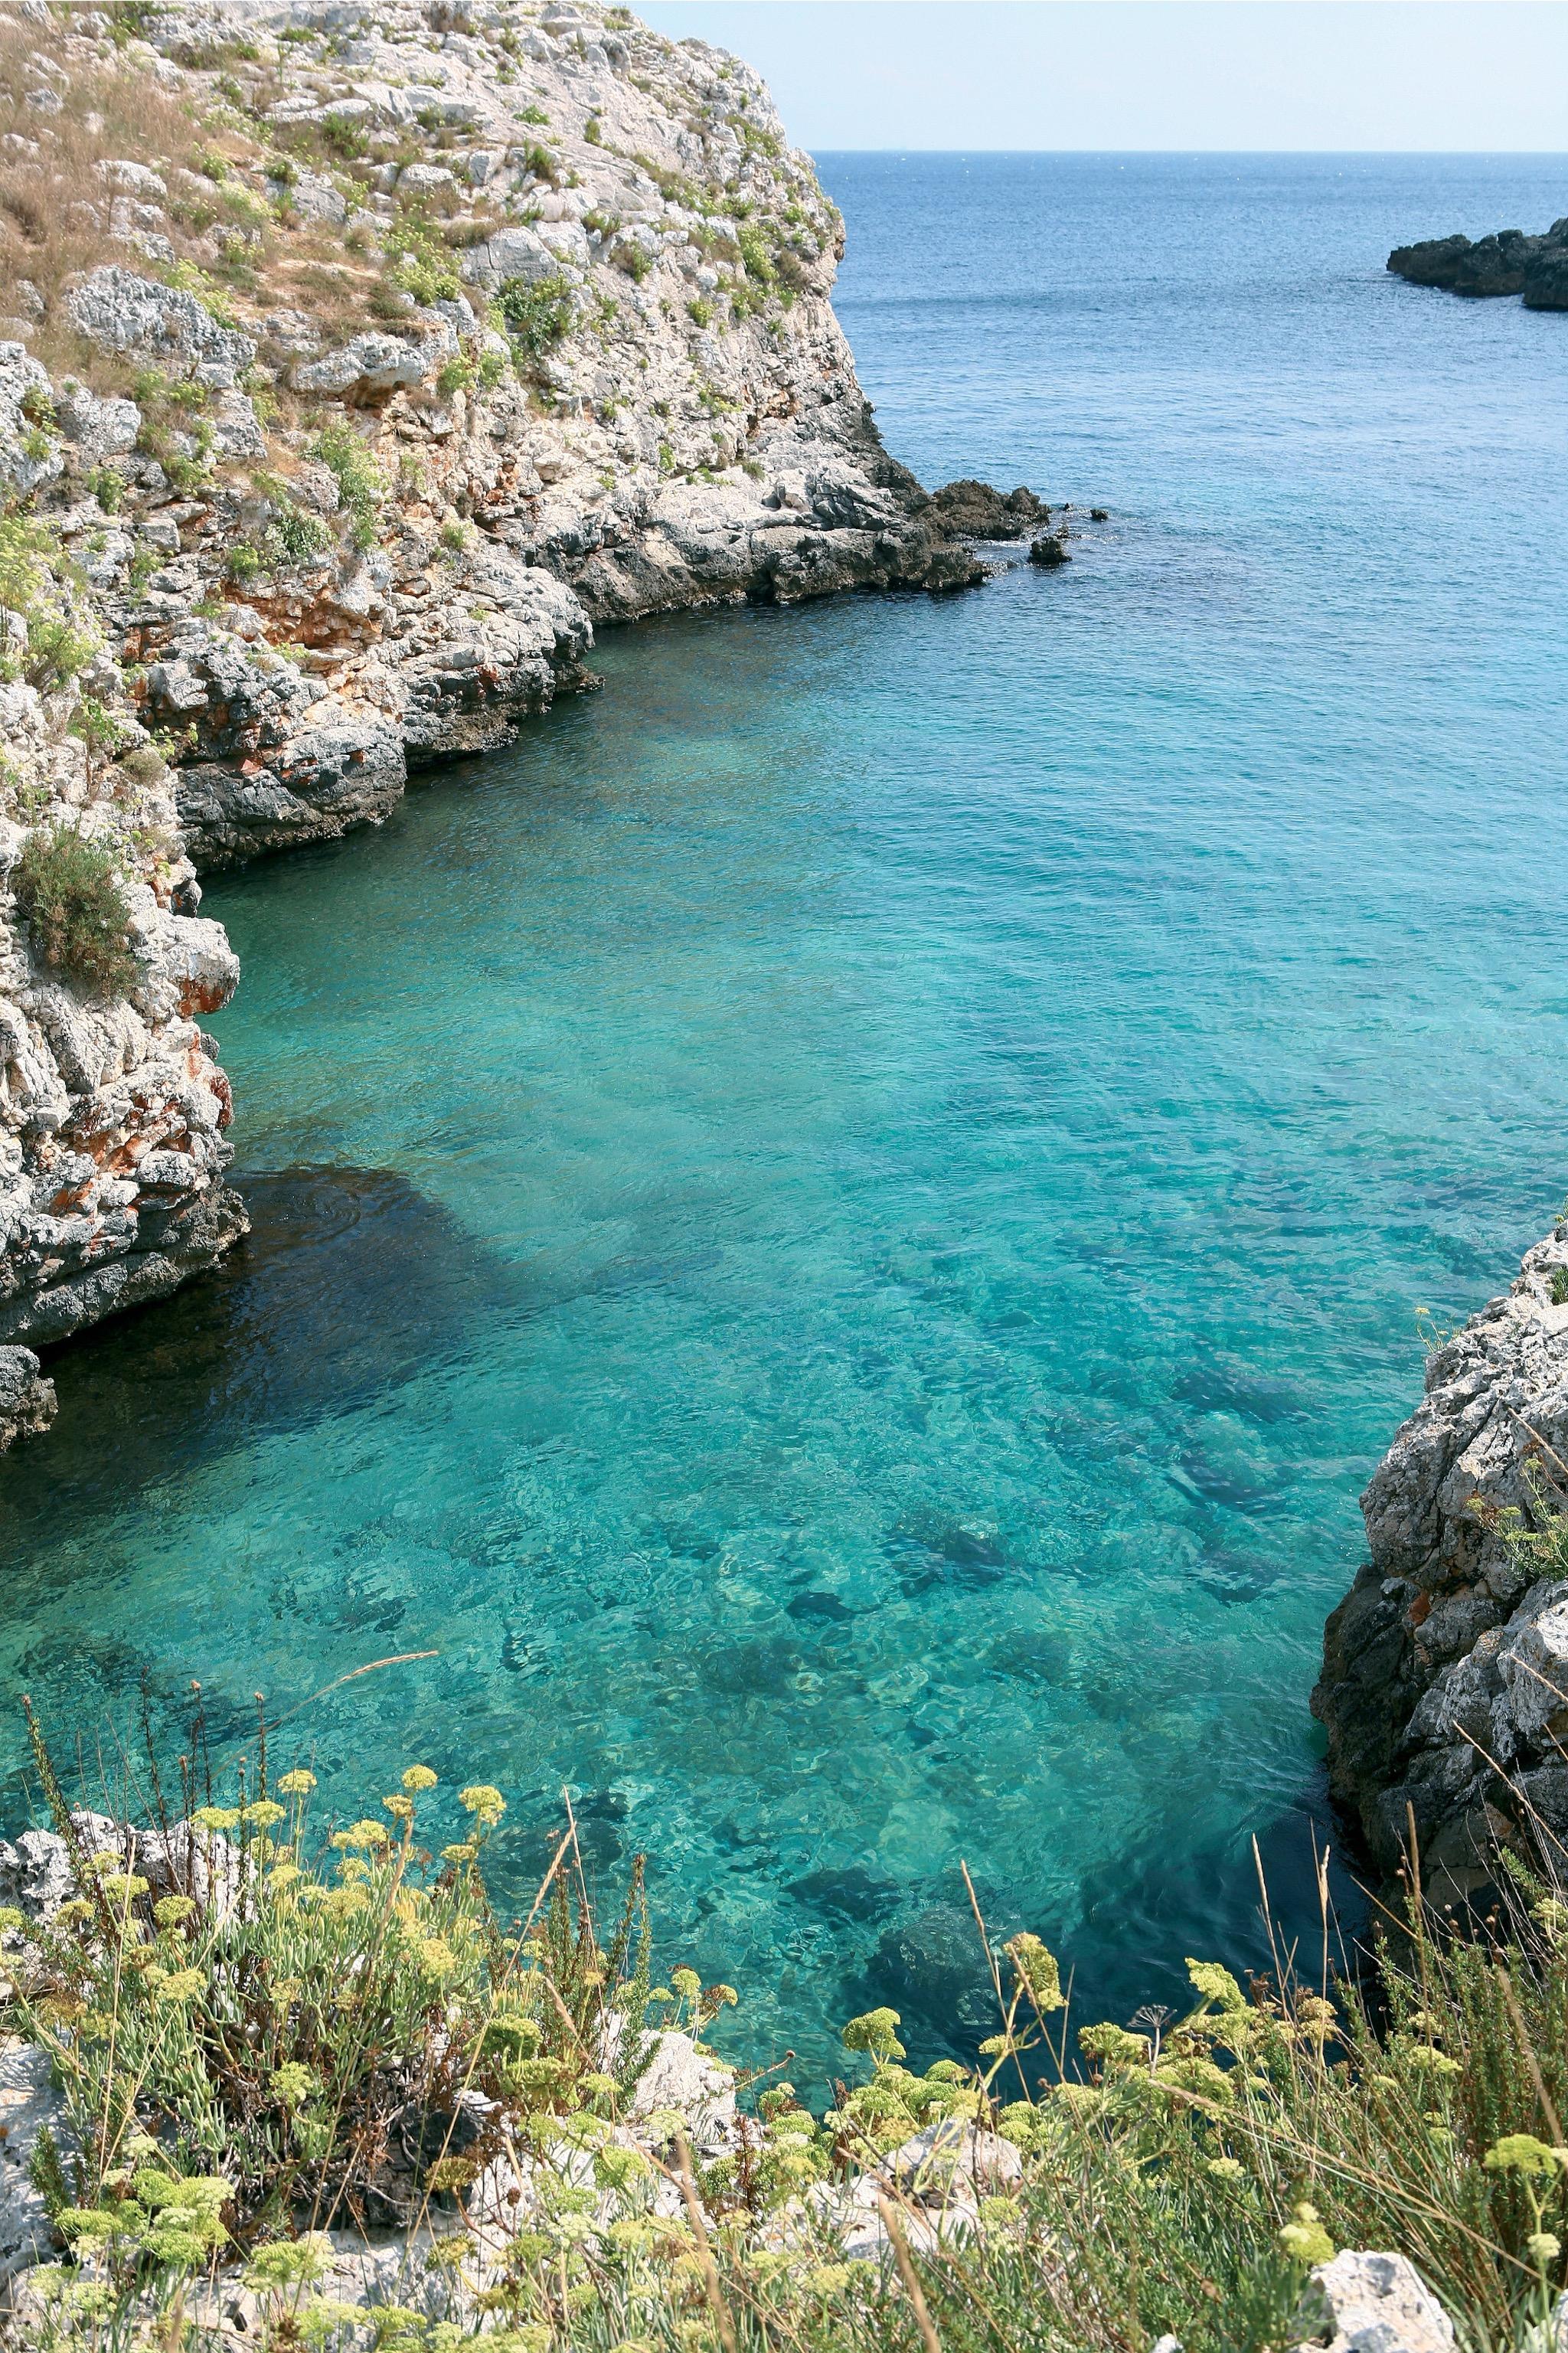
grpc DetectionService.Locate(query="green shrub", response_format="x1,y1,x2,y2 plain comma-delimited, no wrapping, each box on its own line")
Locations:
614,238,651,283
495,270,573,367
263,493,332,567
309,420,386,552
686,296,712,328
87,464,125,513
67,698,132,758
583,113,603,144
384,222,462,306
737,221,776,285
11,825,140,995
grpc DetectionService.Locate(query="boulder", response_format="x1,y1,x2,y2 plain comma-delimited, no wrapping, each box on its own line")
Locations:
64,266,256,386
1448,231,1541,298
1524,234,1568,310
1390,218,1568,306
53,380,140,461
1030,533,1070,567
928,479,1047,539
0,2042,67,2284
1388,234,1475,289
0,343,63,498
289,331,436,400
1289,2251,1454,2353
0,1347,55,1452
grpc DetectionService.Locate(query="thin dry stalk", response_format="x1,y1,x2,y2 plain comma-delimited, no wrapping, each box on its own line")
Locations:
674,2130,739,2353
874,2189,942,2353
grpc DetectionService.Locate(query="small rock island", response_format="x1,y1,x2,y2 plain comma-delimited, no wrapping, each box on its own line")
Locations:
1387,217,1568,308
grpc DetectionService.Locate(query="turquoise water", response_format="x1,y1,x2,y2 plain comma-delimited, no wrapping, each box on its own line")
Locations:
5,154,1568,2077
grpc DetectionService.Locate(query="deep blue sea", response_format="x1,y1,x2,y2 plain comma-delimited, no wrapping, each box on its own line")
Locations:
4,154,1568,2080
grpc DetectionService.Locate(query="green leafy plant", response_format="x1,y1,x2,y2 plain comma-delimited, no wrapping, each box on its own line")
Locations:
495,272,573,368
10,825,140,995
67,698,132,758
309,420,387,553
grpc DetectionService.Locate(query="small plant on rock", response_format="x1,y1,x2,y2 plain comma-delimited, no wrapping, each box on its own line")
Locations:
309,420,387,554
495,270,573,369
10,824,140,995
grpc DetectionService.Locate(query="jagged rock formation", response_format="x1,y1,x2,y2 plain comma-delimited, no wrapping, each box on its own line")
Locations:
0,0,998,1429
0,1345,54,1449
1388,218,1568,309
1313,1223,1568,1895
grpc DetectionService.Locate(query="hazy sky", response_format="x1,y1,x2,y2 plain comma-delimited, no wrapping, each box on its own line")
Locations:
635,2,1568,152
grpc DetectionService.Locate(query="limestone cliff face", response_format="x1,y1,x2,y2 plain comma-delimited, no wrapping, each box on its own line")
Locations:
1313,1224,1568,1895
0,0,983,1439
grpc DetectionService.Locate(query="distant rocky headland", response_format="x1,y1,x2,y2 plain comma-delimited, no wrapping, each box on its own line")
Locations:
0,0,1076,1448
1388,217,1568,308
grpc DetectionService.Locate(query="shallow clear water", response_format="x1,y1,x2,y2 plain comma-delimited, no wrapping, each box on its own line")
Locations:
5,154,1568,2078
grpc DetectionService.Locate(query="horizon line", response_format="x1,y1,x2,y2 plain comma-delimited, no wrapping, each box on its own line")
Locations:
810,145,1568,158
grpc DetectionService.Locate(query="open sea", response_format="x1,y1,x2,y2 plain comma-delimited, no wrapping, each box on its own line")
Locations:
4,153,1568,2080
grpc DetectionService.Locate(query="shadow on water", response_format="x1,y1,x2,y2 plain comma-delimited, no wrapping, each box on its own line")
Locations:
0,1167,513,1793
2,1167,507,1521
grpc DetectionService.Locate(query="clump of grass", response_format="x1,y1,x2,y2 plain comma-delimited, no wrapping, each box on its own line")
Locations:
10,824,140,994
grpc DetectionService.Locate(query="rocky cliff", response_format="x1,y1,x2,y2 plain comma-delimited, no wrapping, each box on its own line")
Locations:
0,0,1010,1446
1313,1220,1568,1899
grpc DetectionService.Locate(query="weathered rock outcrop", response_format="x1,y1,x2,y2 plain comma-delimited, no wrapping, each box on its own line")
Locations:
1313,1221,1568,1894
1388,217,1568,309
0,0,1014,1427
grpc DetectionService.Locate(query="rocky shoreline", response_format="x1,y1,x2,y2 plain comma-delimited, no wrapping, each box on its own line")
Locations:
1388,216,1568,308
0,0,1080,1449
1313,1217,1568,1900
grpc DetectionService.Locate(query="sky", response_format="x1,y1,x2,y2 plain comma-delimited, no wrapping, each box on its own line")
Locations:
635,2,1568,152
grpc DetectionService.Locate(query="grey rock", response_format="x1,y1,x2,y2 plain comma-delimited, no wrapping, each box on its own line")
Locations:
1315,1225,1568,1884
0,1347,54,1452
0,343,62,498
1289,2250,1455,2353
928,479,1047,539
0,2042,67,2284
1524,244,1568,311
1390,217,1568,308
52,380,140,461
64,264,256,385
628,2029,738,2154
882,2119,1023,2202
289,330,436,400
